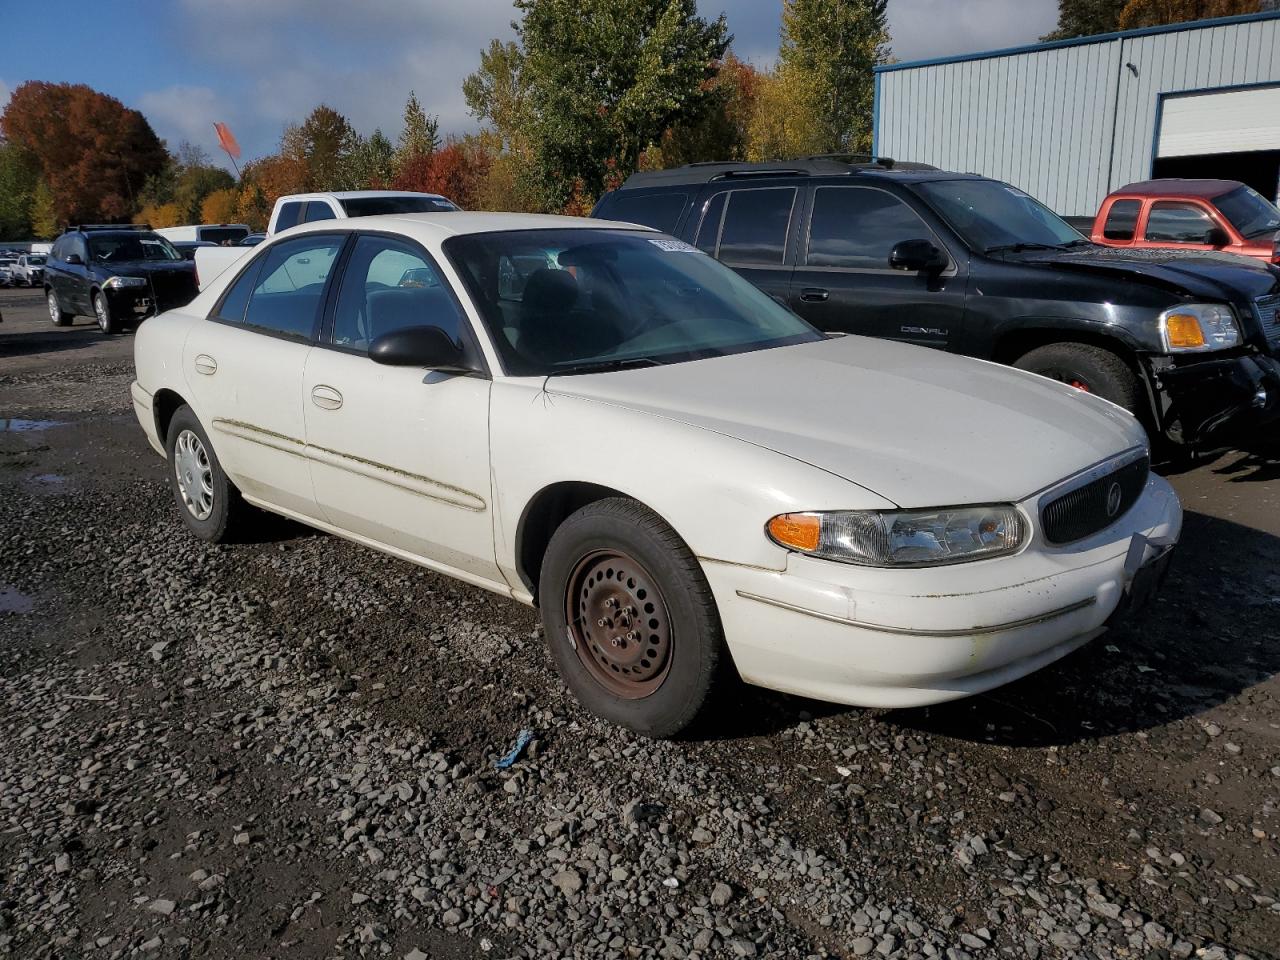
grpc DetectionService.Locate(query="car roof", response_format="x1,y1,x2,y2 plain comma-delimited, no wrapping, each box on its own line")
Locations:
281,190,452,202
280,211,655,242
615,157,954,190
1114,179,1243,198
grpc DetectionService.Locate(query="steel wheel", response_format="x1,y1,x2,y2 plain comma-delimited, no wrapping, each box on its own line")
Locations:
566,549,673,699
173,428,215,521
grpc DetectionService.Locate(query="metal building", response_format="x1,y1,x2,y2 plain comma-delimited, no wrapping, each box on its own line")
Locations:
872,10,1280,216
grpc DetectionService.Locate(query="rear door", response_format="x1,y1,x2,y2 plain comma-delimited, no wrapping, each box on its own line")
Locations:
691,185,799,306
787,185,968,349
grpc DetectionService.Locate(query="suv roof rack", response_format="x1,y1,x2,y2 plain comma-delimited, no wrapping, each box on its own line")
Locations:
619,156,937,189
72,223,154,232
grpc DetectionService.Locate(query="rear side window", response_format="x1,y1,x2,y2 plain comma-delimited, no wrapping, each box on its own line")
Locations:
212,259,262,324
716,188,796,266
303,202,336,223
1144,202,1215,243
274,202,304,231
239,234,345,339
694,192,727,253
806,187,934,269
1103,199,1140,240
601,192,688,233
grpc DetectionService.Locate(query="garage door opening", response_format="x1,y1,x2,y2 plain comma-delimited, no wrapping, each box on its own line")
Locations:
1152,149,1280,204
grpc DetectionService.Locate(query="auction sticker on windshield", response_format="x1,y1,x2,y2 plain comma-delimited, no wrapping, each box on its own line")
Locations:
647,238,701,253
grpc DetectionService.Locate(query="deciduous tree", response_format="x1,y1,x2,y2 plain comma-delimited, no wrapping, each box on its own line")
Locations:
1117,0,1260,28
463,41,530,152
138,200,184,229
297,105,356,191
0,141,39,239
201,187,240,224
0,81,167,224
30,180,58,238
745,65,826,161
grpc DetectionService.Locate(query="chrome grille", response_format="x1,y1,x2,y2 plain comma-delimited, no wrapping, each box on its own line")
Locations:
1257,294,1279,347
1041,456,1149,545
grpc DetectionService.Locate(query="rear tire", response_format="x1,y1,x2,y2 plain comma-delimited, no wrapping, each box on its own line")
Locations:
538,497,729,738
1013,342,1141,415
165,406,250,543
47,289,73,326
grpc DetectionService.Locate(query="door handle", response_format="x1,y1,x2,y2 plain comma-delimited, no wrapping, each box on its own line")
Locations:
799,287,830,303
193,354,217,375
311,384,343,410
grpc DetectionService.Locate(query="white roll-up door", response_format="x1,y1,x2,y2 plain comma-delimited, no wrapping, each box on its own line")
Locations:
1157,85,1280,158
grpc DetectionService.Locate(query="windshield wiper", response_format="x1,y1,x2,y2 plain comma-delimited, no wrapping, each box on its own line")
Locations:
983,242,1061,254
546,357,661,377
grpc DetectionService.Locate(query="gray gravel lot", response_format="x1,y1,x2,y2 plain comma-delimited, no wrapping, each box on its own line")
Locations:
1,286,1278,960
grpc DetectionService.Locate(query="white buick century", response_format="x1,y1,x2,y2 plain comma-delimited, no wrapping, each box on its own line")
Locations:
131,213,1182,736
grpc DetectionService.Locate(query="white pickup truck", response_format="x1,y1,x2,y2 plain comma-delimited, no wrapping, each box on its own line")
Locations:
193,190,459,290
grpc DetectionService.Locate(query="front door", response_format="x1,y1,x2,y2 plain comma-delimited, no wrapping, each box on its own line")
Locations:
181,232,346,519
788,185,968,350
303,233,500,583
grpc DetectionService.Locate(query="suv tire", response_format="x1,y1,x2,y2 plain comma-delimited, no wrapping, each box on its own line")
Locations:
93,292,121,335
47,289,73,326
1014,342,1141,415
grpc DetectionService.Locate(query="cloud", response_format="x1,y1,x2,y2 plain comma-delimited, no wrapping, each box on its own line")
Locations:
0,79,10,114
137,85,247,169
887,0,1058,62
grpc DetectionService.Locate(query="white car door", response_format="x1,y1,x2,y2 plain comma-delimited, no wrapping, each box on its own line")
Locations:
182,233,346,520
302,233,501,584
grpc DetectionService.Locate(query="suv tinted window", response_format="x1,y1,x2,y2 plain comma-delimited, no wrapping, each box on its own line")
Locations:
694,192,727,253
603,192,688,233
275,202,304,231
303,202,336,223
240,235,344,339
1145,202,1215,243
717,188,795,265
807,187,932,269
331,235,466,351
1103,200,1140,240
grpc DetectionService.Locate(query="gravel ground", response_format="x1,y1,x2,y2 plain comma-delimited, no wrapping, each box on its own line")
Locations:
1,287,1278,960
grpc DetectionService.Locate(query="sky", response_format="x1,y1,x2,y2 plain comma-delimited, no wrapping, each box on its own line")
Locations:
0,0,1059,171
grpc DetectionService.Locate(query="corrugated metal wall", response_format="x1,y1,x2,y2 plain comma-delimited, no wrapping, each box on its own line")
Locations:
876,14,1280,215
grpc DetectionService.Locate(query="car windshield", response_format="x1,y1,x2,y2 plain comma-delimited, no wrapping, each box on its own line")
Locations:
88,234,183,263
915,179,1083,252
1215,185,1280,239
27,256,45,265
341,196,459,217
444,229,822,376
200,226,248,245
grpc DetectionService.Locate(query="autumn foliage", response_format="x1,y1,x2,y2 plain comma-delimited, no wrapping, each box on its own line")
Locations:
391,141,491,211
1,81,167,227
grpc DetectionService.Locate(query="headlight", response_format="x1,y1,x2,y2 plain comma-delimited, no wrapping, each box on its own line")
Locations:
1157,303,1240,352
103,276,147,289
767,506,1027,567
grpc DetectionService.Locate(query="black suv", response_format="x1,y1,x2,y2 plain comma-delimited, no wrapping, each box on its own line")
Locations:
45,225,198,334
592,158,1280,451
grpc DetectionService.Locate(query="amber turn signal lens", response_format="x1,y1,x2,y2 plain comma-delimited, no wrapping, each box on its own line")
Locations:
767,513,821,552
1164,313,1206,349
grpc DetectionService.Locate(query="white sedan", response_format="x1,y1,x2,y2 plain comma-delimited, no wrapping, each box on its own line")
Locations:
131,212,1182,737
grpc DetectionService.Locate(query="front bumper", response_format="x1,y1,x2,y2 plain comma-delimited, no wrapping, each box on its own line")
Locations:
1148,351,1280,446
702,474,1182,709
105,286,157,322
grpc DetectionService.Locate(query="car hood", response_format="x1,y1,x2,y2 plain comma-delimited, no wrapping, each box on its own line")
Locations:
1022,245,1280,301
544,336,1145,508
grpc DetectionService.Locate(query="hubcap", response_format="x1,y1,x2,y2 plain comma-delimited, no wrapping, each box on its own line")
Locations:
565,549,672,699
173,429,214,521
95,297,108,331
47,292,59,323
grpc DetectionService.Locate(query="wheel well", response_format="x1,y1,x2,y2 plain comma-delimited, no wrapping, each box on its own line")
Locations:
517,481,631,604
992,327,1138,368
152,389,187,448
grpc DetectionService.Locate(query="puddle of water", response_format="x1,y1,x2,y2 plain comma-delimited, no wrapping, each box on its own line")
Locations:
0,587,34,614
0,418,65,433
30,473,67,486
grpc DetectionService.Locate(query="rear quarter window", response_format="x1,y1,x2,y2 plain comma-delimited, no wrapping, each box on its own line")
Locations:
1103,199,1141,240
599,192,689,234
274,202,304,231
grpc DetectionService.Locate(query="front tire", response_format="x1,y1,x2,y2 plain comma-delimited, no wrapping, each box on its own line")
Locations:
47,289,73,326
1013,342,1141,415
165,406,249,543
538,498,728,738
93,292,121,335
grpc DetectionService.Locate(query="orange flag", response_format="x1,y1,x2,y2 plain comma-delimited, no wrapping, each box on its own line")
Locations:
213,122,241,160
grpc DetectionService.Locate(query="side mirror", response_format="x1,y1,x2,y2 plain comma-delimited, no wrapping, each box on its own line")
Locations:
369,325,475,373
65,253,83,265
889,239,947,273
1204,226,1230,248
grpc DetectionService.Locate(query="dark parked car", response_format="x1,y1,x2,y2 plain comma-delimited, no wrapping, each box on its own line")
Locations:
592,158,1280,451
44,225,198,334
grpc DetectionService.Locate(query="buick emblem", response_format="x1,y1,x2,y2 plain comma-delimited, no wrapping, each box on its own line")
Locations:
1105,482,1123,518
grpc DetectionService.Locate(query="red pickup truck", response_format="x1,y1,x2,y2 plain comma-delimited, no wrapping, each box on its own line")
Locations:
1089,179,1280,265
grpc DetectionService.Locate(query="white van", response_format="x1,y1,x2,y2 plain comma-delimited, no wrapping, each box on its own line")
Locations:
155,224,250,246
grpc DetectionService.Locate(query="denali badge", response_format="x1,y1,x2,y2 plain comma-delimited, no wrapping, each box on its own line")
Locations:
900,325,948,336
1105,482,1123,518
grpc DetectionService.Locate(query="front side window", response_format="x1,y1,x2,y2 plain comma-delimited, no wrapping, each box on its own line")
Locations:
1102,199,1141,240
915,179,1081,251
330,235,467,351
1144,202,1215,243
445,228,821,377
716,188,796,265
239,234,344,339
806,187,935,269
